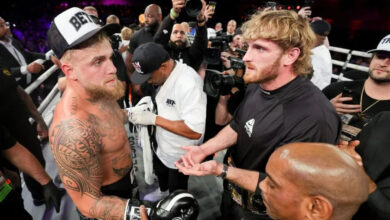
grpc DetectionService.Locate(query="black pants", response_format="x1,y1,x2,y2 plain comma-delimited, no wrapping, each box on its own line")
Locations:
219,190,272,220
0,106,45,201
0,187,33,220
153,152,189,193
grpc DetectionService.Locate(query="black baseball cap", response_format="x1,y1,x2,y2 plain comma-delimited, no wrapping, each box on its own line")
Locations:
131,42,170,84
47,7,118,58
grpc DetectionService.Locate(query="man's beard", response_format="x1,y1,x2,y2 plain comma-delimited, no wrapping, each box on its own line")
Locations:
369,69,390,83
145,22,159,33
169,40,186,51
85,79,125,102
244,55,281,84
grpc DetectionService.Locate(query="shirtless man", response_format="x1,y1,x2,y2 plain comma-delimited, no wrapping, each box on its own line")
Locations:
47,8,135,219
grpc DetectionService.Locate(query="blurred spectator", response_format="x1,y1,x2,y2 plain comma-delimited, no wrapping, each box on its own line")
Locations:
323,34,390,141
310,19,333,89
106,14,120,24
125,4,162,104
83,5,98,17
120,26,133,60
0,17,46,88
223,19,236,36
153,0,212,71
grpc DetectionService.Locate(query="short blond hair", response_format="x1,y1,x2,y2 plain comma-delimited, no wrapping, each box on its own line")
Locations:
106,14,120,24
121,27,133,41
242,10,315,75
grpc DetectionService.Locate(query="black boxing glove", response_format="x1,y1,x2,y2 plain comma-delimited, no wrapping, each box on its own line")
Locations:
150,190,199,220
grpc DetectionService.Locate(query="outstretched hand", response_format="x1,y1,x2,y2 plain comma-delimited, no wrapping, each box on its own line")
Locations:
175,157,221,177
177,145,208,165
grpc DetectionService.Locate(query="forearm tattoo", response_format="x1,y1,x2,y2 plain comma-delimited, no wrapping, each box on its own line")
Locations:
50,115,103,199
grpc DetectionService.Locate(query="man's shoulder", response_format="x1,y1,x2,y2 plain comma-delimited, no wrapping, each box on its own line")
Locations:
51,95,95,129
131,28,150,39
175,64,203,88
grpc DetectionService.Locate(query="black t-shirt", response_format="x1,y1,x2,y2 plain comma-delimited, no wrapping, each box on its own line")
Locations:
322,80,390,140
128,27,156,54
0,68,30,123
0,125,17,170
0,125,16,151
230,76,341,172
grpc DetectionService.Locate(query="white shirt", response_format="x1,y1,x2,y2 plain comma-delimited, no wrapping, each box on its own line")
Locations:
311,44,333,90
155,62,207,169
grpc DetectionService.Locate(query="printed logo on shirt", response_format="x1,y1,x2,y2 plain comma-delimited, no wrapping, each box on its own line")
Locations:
166,99,176,107
245,118,255,138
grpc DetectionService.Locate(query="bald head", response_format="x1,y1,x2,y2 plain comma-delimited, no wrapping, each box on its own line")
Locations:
268,143,369,220
144,4,162,28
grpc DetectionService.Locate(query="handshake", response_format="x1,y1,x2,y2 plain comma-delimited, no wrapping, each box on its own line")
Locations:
126,190,199,220
126,96,157,126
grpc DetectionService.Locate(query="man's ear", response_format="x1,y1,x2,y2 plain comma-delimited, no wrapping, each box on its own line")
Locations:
61,63,77,80
159,61,169,74
303,196,333,220
282,47,300,66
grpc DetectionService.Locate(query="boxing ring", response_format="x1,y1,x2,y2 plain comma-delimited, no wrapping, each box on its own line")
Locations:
21,45,370,220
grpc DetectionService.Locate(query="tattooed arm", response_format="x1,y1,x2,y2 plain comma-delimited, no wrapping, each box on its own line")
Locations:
49,116,127,219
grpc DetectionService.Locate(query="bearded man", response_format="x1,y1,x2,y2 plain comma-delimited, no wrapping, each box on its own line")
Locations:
323,34,390,141
153,0,210,71
176,10,341,220
48,7,136,220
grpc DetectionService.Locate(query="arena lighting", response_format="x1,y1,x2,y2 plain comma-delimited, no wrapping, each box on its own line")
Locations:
287,5,291,10
296,5,301,10
278,5,283,10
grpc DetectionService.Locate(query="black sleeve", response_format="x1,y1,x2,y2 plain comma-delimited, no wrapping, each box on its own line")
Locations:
154,15,175,46
322,81,345,100
0,125,17,151
188,24,207,60
355,112,390,219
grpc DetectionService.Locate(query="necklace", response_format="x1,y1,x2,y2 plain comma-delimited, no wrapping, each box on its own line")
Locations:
360,85,380,114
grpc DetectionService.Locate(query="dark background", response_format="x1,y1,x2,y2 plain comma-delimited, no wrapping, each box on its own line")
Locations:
1,0,389,51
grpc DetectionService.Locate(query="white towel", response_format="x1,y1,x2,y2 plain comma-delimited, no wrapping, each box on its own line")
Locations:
129,96,156,185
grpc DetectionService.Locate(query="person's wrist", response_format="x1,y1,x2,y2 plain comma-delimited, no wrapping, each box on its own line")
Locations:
151,114,157,125
170,8,179,19
217,164,228,178
199,145,209,157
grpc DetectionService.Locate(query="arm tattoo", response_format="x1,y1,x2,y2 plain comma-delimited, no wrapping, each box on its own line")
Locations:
89,196,127,220
50,115,103,199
